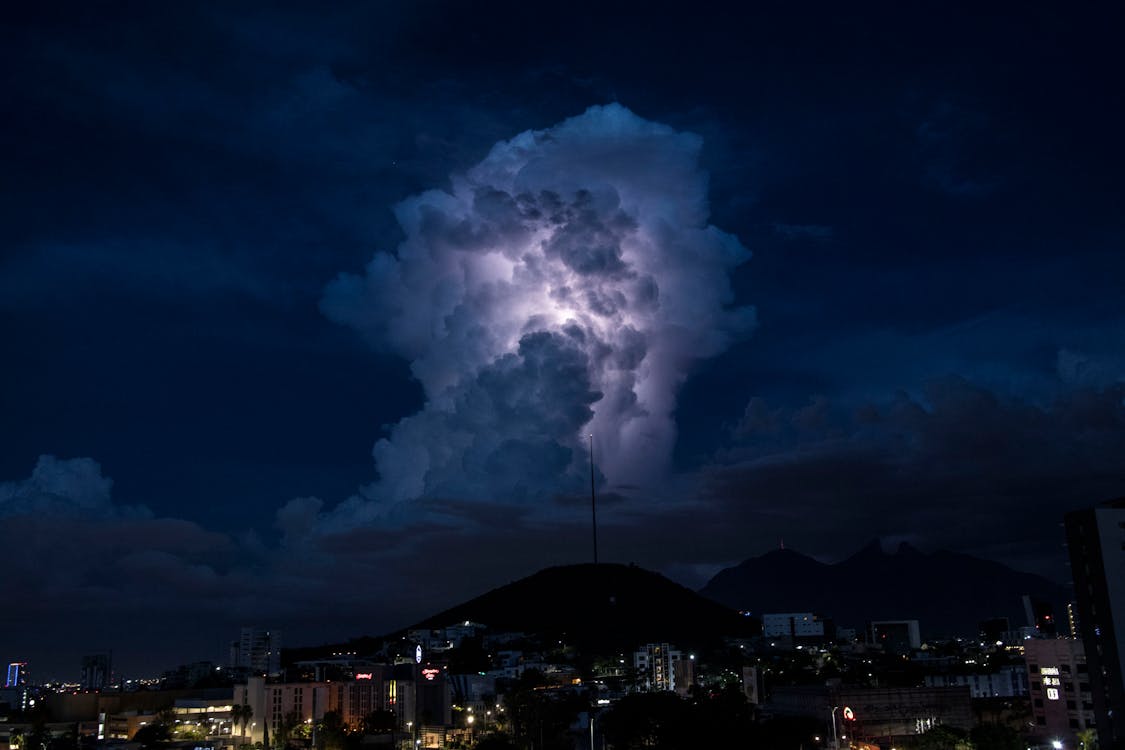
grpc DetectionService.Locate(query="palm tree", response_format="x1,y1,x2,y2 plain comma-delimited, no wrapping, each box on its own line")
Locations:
232,705,245,745
240,705,253,744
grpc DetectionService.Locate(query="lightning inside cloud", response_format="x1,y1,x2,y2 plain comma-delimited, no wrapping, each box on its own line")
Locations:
322,104,753,515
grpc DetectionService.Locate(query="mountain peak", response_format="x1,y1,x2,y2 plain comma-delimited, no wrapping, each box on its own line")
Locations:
410,562,753,649
845,538,888,561
700,541,1068,637
896,541,923,556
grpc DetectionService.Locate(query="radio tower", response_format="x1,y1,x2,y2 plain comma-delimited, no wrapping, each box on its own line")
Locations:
589,434,598,565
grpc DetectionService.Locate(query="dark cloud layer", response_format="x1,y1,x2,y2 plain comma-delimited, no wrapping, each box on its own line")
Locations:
699,378,1125,579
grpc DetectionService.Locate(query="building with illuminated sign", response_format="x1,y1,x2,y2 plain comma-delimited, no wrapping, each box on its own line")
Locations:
291,657,382,682
1023,637,1095,746
1065,499,1125,750
235,673,396,744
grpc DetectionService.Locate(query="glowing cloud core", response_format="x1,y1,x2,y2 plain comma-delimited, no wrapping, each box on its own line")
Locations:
323,104,753,509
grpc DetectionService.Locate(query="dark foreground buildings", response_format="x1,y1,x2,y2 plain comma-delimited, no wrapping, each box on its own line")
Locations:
1065,499,1125,750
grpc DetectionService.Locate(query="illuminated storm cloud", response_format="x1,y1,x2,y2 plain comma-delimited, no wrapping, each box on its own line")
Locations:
322,104,754,511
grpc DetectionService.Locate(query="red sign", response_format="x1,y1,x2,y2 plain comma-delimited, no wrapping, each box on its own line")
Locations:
843,707,856,721
422,668,440,681
356,673,373,680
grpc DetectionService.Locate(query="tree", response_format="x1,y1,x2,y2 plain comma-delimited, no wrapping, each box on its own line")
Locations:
239,704,254,743
1077,728,1098,750
315,710,347,750
503,680,585,750
359,711,396,735
748,716,825,750
600,692,694,750
970,724,1021,750
473,733,518,750
133,723,172,748
172,724,207,741
691,680,753,746
913,725,973,750
276,711,301,750
232,705,245,743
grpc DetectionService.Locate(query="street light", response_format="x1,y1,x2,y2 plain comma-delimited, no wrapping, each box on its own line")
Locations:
831,706,856,750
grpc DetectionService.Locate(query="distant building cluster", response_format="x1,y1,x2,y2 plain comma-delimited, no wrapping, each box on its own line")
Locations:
1,499,1122,750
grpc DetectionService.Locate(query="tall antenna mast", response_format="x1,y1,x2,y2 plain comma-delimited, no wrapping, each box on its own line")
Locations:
589,433,598,565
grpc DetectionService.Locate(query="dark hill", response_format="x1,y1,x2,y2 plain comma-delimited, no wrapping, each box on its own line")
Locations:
412,563,755,651
700,540,1071,638
283,563,753,665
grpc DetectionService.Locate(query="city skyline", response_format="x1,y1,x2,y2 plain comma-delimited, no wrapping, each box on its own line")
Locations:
3,2,1124,678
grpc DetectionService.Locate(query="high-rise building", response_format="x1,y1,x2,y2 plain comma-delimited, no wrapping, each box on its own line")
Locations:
5,662,27,688
232,627,282,676
81,653,112,691
1023,637,1095,746
1065,499,1125,750
633,643,694,696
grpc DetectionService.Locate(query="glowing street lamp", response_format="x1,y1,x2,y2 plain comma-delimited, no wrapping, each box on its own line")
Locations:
831,706,856,750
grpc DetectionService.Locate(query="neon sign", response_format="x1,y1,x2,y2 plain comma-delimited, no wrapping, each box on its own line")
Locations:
422,668,440,681
356,673,373,680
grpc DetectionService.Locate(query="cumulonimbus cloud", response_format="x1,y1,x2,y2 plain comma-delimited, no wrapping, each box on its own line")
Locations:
321,104,754,517
0,454,139,518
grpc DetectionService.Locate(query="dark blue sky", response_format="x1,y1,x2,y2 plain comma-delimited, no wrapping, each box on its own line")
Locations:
2,1,1124,678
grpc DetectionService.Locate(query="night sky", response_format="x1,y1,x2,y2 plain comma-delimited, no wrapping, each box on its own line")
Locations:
3,1,1124,679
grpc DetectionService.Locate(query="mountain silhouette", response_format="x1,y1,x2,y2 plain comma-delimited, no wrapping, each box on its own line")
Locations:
699,540,1071,638
286,563,756,665
411,562,755,651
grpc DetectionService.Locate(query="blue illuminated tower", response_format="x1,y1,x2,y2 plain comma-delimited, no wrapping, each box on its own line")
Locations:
5,662,27,687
